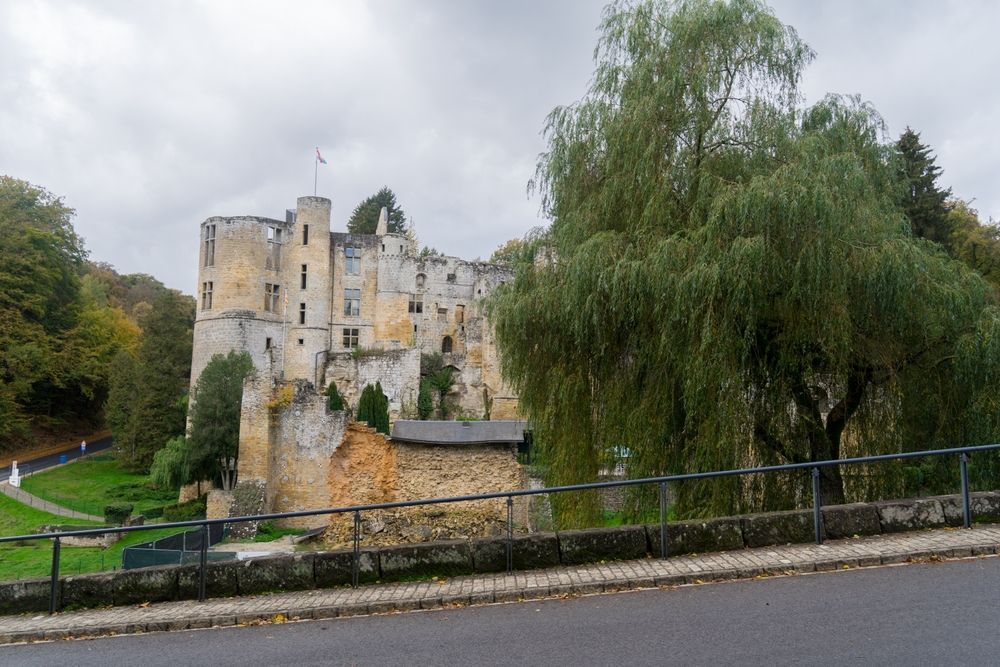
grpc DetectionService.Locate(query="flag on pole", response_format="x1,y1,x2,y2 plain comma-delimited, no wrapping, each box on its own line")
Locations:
316,147,327,164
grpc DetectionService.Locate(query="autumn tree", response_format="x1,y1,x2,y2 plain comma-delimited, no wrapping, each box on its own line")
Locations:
485,0,1000,525
346,187,407,235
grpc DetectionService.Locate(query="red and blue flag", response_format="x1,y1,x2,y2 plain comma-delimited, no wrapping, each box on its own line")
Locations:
316,148,327,164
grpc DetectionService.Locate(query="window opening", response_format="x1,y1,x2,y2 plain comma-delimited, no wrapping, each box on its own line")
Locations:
302,224,309,245
381,243,385,252
300,264,307,290
201,281,213,310
416,274,425,288
266,227,282,270
297,338,304,346
204,225,216,267
442,336,453,353
342,328,359,348
408,293,423,314
447,273,456,283
299,303,306,324
264,283,280,312
266,337,272,350
344,289,360,316
345,247,362,275
400,245,403,253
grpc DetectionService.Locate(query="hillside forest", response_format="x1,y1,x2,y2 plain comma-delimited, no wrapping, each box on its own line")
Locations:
0,175,194,468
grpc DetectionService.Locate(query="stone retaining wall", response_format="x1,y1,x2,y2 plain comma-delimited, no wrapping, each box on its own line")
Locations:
3,491,998,616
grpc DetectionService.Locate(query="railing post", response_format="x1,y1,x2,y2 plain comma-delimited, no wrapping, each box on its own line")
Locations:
49,536,60,615
960,453,971,529
198,524,208,602
352,511,360,589
812,468,823,545
659,482,667,559
506,496,513,574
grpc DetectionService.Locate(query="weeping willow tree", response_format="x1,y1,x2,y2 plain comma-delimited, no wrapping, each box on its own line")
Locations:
484,0,1000,526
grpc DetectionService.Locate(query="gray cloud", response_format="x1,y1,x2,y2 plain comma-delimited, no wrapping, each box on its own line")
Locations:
1,0,996,292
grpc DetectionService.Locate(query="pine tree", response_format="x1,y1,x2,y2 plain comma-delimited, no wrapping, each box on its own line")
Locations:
346,187,407,235
356,384,375,426
898,128,953,246
417,380,433,420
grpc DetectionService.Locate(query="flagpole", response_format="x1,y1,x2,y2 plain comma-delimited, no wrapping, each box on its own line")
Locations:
314,156,318,196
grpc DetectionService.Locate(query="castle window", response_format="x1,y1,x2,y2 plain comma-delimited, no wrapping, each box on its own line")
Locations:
302,224,309,246
437,307,448,322
297,338,304,346
408,293,423,314
266,337,272,350
203,225,216,267
264,283,280,312
342,328,359,348
455,304,464,323
344,289,360,316
345,247,361,275
442,336,453,353
300,264,307,290
201,281,213,310
266,227,282,270
299,302,306,324
416,274,425,288
447,273,456,283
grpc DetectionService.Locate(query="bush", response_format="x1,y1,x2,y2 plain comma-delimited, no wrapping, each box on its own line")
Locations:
104,503,134,526
417,380,432,420
162,494,207,522
143,505,165,520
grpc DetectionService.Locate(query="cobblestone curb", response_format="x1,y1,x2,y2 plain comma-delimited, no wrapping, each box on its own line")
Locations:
2,524,999,645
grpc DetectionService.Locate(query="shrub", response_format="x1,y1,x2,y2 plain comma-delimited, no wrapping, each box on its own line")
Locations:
162,494,207,522
104,503,134,526
417,380,433,420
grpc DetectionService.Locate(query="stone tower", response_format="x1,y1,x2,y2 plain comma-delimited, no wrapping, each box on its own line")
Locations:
283,196,332,383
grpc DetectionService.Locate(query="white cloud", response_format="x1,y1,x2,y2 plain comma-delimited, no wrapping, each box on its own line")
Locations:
1,0,997,292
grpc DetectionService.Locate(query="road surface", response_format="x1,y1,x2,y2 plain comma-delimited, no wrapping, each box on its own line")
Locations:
0,436,113,482
3,556,998,666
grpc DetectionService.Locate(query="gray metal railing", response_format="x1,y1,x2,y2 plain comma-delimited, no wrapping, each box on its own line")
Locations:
3,442,1000,615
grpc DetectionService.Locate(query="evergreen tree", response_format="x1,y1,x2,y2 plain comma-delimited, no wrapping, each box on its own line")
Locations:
485,0,1000,525
186,350,256,490
898,128,953,246
373,381,390,435
417,380,433,420
346,187,407,235
325,382,345,411
356,384,375,425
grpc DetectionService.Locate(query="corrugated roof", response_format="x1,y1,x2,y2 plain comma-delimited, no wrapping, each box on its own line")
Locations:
390,420,527,445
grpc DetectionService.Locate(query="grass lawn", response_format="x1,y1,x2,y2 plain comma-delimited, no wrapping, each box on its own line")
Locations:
0,493,188,582
20,457,179,516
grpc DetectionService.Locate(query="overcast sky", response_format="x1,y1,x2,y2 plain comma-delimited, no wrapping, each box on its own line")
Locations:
2,0,998,294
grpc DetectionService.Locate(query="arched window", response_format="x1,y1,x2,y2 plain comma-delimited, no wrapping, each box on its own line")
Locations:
416,274,426,288
441,336,453,354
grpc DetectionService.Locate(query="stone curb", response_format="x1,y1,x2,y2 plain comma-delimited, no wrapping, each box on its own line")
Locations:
2,524,999,645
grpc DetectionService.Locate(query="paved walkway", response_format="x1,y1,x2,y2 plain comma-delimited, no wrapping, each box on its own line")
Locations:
0,483,103,523
2,524,999,645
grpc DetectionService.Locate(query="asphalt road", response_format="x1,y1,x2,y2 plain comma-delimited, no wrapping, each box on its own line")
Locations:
4,557,1000,666
0,436,113,481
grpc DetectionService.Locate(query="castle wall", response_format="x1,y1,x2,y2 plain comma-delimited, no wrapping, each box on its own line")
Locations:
323,348,421,419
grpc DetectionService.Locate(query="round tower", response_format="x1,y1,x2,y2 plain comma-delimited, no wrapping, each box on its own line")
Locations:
191,214,290,389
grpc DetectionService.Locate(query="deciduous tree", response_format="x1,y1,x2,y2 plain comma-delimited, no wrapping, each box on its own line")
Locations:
485,0,1000,525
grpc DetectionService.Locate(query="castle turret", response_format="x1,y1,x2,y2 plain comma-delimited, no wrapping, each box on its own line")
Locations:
282,196,332,384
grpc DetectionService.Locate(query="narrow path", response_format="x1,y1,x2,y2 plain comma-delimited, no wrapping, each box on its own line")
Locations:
0,483,104,522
